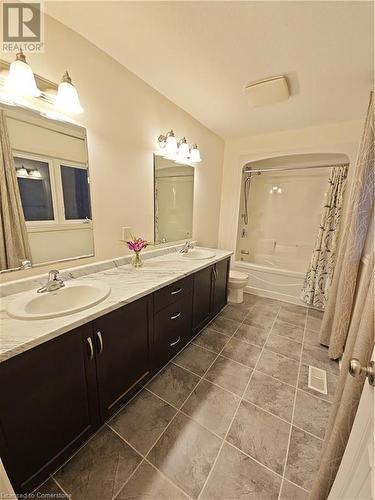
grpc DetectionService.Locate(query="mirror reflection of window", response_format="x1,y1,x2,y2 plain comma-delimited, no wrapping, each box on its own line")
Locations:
60,165,91,220
0,104,94,272
154,155,194,244
14,157,54,221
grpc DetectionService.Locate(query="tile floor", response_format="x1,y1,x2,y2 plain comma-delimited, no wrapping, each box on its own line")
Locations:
35,294,339,500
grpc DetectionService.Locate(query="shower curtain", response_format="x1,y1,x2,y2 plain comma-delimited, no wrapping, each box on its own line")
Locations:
300,165,348,309
0,110,31,271
310,91,374,499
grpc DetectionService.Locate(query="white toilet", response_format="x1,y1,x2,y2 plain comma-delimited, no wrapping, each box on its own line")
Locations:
228,270,249,304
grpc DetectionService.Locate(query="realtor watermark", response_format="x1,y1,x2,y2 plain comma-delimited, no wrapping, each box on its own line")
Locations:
2,1,44,52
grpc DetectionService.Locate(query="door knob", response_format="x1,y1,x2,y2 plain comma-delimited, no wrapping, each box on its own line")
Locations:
349,358,374,386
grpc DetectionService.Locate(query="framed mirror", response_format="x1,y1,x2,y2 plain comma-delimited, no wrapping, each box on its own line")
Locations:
0,103,94,272
154,155,194,244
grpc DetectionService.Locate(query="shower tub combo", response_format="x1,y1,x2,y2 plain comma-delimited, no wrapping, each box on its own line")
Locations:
233,153,349,304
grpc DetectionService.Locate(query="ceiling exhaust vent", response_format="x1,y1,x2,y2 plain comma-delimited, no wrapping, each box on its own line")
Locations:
244,75,289,108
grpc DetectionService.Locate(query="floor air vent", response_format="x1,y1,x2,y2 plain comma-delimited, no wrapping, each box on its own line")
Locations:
308,366,328,395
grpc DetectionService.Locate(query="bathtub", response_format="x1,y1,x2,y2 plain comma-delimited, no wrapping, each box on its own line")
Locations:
233,253,308,305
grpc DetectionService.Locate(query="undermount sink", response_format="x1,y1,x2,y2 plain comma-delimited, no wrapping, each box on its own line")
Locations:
181,249,216,260
7,281,111,320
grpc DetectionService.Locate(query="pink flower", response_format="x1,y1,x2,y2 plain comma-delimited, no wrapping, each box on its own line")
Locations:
126,236,149,253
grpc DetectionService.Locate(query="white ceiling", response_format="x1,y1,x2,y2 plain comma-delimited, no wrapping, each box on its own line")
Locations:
45,1,374,138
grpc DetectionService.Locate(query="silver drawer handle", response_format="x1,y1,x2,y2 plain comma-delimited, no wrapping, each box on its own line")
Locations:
96,331,104,354
86,337,94,361
170,312,181,320
170,336,181,346
171,288,182,295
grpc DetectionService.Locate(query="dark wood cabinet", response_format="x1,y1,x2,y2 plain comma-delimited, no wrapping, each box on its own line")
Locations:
154,275,193,313
93,296,152,420
212,258,230,315
153,293,193,369
0,324,100,493
0,257,229,495
192,257,230,332
192,265,214,333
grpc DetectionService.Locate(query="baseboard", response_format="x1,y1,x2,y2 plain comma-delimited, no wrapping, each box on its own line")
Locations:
244,284,307,307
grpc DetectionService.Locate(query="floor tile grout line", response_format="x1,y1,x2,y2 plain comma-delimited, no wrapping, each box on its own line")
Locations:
282,479,311,494
144,457,194,500
197,305,284,500
147,359,324,441
133,312,245,499
146,385,237,443
50,297,294,499
48,310,230,497
250,367,298,390
268,330,304,346
298,387,333,405
224,440,285,480
108,425,194,500
261,345,302,364
51,475,71,498
123,310,238,496
262,346,301,364
110,457,146,500
278,308,309,499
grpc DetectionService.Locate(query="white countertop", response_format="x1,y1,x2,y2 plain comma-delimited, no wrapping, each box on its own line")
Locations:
0,248,232,363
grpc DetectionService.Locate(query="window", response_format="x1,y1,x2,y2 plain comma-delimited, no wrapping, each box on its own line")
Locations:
13,153,91,227
61,165,91,220
14,157,54,221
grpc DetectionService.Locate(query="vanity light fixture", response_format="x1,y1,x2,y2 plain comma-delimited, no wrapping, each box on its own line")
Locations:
190,144,202,163
55,71,83,114
29,169,42,178
164,130,178,155
157,131,202,164
16,166,28,177
5,50,41,98
177,137,190,159
269,185,282,194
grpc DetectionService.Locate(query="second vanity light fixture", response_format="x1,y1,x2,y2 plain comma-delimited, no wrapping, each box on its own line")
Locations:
1,50,83,116
158,130,202,163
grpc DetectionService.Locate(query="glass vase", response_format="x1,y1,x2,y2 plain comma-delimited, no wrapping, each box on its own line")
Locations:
131,252,143,268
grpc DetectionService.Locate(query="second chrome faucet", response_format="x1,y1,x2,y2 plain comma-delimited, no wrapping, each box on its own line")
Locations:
37,270,65,293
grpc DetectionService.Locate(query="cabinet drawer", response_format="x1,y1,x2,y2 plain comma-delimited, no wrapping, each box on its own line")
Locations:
154,275,194,312
154,293,193,367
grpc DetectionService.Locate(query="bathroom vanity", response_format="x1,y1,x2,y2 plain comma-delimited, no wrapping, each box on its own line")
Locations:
0,251,230,494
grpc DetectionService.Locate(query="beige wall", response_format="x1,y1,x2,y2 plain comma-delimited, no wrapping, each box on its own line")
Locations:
1,12,224,282
219,119,364,251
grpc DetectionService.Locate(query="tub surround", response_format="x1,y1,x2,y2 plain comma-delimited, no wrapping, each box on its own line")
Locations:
0,246,232,363
233,260,305,305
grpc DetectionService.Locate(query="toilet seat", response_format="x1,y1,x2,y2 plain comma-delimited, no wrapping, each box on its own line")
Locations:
229,270,248,282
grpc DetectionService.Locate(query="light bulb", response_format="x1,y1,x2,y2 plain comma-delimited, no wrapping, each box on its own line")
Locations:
178,137,190,159
190,144,202,162
277,188,282,193
55,71,83,114
30,169,41,178
5,50,41,97
165,130,178,155
17,167,28,177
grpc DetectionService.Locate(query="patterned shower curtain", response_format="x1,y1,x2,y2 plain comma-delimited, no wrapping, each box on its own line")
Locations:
300,165,348,309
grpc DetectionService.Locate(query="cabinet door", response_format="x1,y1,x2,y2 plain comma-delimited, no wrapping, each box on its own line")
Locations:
93,296,152,421
0,324,99,494
193,265,214,333
212,258,230,316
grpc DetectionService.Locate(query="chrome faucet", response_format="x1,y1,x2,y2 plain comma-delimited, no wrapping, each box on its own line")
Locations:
37,270,65,293
179,241,194,254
